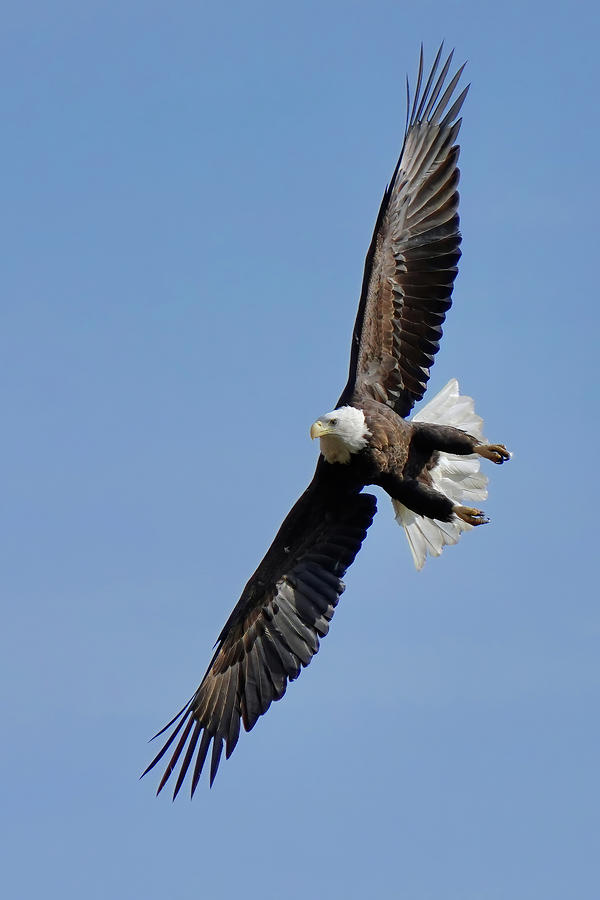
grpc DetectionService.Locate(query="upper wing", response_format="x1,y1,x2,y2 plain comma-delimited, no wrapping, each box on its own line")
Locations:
337,45,468,418
142,477,376,797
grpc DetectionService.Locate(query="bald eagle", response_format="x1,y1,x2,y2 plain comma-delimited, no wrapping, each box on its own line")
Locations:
143,45,510,797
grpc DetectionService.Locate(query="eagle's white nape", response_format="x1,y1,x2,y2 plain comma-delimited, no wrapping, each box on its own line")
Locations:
393,379,489,570
317,406,370,464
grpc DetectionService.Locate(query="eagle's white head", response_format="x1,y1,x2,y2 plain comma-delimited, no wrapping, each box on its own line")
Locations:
309,406,371,464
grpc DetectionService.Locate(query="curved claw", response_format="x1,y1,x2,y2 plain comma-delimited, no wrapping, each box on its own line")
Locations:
454,505,489,526
476,443,511,465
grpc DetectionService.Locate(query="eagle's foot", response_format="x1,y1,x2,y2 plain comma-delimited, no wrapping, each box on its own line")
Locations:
454,505,489,526
476,443,511,465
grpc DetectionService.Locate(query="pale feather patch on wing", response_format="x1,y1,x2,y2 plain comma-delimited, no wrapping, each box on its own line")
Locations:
394,378,488,570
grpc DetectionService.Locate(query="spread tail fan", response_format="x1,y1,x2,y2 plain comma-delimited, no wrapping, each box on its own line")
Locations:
393,379,488,570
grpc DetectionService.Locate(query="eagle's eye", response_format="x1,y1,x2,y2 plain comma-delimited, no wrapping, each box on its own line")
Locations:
330,418,338,426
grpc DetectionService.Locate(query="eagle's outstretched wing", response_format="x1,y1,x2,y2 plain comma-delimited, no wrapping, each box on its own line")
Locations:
337,45,468,418
143,483,375,796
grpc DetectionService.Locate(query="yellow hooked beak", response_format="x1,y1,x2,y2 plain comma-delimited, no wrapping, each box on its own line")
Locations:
310,420,330,440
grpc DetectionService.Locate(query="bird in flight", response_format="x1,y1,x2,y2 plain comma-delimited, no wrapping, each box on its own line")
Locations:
143,44,510,798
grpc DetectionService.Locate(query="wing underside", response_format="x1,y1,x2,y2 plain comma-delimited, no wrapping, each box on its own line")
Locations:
338,45,468,418
143,485,376,796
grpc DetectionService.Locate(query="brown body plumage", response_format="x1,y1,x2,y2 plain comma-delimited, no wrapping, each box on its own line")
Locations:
143,45,510,797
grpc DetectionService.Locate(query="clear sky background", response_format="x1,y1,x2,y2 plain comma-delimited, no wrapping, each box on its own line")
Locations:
2,2,599,898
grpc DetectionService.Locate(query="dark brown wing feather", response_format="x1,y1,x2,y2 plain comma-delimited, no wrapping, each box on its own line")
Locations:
337,45,468,418
142,478,376,796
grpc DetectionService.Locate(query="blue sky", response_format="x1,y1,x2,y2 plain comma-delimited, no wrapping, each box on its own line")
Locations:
2,2,599,898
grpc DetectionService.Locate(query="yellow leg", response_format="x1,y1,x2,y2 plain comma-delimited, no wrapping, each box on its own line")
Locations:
476,443,511,464
454,505,489,526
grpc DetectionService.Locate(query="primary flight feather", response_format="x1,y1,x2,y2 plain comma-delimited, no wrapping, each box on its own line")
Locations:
143,45,510,797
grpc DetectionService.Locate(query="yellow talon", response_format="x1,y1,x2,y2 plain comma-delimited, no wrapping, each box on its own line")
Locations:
476,443,511,465
454,505,489,526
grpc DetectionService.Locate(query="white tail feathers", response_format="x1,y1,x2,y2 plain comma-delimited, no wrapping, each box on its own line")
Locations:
393,379,488,570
